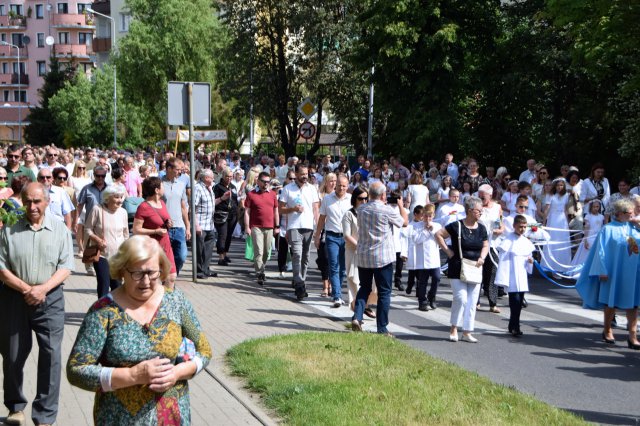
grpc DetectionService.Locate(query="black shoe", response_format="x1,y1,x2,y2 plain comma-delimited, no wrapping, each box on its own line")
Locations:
257,273,265,286
406,283,414,295
218,259,229,266
428,300,437,310
196,273,206,279
602,331,615,344
511,329,523,337
396,281,406,292
206,271,218,277
521,297,528,308
418,303,429,312
628,339,640,350
225,256,232,263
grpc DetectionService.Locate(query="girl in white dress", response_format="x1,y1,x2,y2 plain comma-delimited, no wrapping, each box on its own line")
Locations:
541,178,572,273
571,200,604,265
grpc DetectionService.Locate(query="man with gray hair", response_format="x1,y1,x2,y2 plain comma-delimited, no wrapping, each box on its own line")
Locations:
277,156,298,182
352,181,408,336
193,169,217,279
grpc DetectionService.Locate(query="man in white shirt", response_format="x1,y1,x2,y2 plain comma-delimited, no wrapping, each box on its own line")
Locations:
37,169,74,230
444,153,459,185
314,175,351,307
279,165,320,300
39,148,63,170
518,159,537,184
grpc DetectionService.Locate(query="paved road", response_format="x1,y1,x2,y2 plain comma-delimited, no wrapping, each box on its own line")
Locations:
259,244,640,425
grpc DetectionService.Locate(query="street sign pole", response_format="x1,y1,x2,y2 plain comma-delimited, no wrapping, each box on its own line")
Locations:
188,83,197,283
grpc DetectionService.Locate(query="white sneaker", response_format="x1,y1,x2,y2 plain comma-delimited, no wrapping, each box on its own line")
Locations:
332,299,344,308
461,334,478,343
449,334,458,342
86,265,96,276
279,272,285,279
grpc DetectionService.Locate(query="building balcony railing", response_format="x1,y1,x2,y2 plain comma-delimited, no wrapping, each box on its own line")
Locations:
92,37,112,53
0,15,27,28
0,73,28,85
0,45,28,58
51,13,95,28
54,44,93,57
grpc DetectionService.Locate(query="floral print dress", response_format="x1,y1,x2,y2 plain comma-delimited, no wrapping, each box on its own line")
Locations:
67,288,212,426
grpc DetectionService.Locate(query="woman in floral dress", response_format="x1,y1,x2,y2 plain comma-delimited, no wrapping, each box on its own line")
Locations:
67,236,212,425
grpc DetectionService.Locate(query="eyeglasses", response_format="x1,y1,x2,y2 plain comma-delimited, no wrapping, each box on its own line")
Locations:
260,179,271,184
539,171,548,175
0,176,7,180
516,205,528,209
47,153,58,157
77,167,86,170
7,154,20,159
38,175,53,180
126,268,161,281
56,176,68,181
94,174,106,178
357,197,368,201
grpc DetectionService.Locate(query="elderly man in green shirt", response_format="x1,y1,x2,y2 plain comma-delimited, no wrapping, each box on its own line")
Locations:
0,182,74,426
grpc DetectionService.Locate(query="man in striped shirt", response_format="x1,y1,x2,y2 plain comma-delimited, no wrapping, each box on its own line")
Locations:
193,169,217,279
352,182,408,336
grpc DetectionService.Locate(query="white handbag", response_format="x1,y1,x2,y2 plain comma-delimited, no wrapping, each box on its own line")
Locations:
458,221,483,284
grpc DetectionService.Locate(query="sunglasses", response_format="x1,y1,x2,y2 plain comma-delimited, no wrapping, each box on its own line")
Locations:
357,197,368,201
47,154,58,157
7,154,20,159
77,166,86,170
0,176,7,180
260,179,271,184
38,176,53,180
516,205,528,209
56,176,68,181
94,174,107,178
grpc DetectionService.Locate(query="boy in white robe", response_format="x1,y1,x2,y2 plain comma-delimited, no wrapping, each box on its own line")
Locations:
495,215,535,336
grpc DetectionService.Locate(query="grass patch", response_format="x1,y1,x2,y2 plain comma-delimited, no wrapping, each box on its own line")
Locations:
226,332,585,425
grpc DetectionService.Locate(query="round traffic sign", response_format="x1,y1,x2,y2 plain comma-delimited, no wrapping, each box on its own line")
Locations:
298,122,316,140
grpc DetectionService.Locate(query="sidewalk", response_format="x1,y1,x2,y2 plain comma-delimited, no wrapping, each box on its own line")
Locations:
0,244,345,425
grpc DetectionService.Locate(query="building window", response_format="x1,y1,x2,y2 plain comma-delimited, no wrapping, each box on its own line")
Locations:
78,32,92,46
1,34,5,43
37,33,45,48
36,4,44,19
12,62,25,75
81,62,92,73
77,3,88,14
37,61,46,76
1,63,7,74
13,90,26,103
58,32,69,45
9,5,23,16
0,5,5,16
3,91,9,102
120,13,130,32
57,3,68,14
11,33,23,48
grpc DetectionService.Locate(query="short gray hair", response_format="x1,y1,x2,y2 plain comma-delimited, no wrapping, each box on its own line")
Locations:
463,195,482,212
369,181,386,200
612,199,634,217
101,184,126,205
199,168,214,181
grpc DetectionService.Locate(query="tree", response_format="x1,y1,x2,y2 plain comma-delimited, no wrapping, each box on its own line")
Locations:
24,57,75,146
115,0,227,140
49,66,149,148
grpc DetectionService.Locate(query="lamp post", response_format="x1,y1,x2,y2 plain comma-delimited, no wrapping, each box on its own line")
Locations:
87,7,117,147
0,41,21,143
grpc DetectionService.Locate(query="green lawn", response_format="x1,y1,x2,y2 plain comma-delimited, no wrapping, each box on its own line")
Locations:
226,332,586,425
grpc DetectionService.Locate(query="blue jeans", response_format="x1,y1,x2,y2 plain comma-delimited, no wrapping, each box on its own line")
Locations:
169,227,187,274
353,263,393,333
325,232,346,301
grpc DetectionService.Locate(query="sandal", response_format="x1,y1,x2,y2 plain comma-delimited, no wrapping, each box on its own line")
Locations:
321,289,329,297
489,306,501,313
364,308,377,318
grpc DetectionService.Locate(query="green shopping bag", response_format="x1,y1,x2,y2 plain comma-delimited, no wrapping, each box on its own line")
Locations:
245,235,254,261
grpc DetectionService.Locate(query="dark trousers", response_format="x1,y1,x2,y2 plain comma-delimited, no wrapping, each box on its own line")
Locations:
197,229,216,274
93,257,121,298
353,263,393,334
480,248,498,307
394,252,403,283
416,268,441,304
277,233,289,272
316,241,329,281
407,270,417,291
508,292,525,332
0,285,64,425
215,215,238,254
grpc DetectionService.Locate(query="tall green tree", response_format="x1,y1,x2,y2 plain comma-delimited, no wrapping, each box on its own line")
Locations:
115,0,227,140
24,57,75,146
49,66,149,148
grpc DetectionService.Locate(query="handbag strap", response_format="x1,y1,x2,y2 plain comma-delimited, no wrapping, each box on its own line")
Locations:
457,220,463,259
146,200,167,225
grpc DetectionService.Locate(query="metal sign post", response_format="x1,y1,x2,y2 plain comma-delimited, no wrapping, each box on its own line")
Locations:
168,82,211,282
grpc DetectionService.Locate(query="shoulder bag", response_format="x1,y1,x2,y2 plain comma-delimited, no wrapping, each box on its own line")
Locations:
83,207,105,264
458,221,483,284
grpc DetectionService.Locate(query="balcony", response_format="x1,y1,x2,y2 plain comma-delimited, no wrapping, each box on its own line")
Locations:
0,73,28,86
54,44,93,58
0,15,27,28
51,13,95,28
92,37,112,53
90,0,111,15
0,45,28,59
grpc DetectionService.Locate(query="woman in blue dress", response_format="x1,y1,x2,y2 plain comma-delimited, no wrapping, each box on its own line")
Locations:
576,199,640,350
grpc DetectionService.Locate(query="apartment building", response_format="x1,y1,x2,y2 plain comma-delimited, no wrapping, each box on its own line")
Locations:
0,0,96,142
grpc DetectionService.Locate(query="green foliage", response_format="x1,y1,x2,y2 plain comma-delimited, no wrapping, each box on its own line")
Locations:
49,66,149,148
115,0,226,139
24,58,75,146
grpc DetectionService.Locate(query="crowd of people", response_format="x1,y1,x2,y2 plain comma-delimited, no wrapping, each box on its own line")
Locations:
0,143,639,424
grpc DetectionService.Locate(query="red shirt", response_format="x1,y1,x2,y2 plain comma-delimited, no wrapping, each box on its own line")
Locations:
245,189,278,229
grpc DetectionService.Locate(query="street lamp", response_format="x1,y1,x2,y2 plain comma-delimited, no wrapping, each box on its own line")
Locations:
86,7,117,147
0,41,21,143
